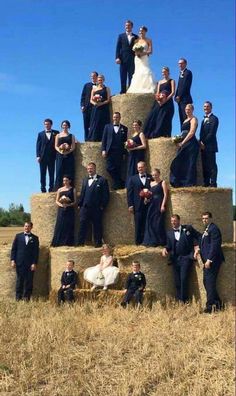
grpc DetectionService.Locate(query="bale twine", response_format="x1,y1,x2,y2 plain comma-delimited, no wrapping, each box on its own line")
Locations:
0,245,16,298
170,187,233,242
31,193,57,246
103,190,135,245
111,93,155,134
32,246,50,298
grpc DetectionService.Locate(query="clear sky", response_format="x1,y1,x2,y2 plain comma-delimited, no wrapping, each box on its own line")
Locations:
0,0,235,211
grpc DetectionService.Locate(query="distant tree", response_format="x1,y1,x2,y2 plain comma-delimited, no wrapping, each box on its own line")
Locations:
0,203,30,226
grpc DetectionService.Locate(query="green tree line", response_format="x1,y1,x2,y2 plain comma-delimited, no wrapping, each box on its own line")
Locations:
0,203,30,227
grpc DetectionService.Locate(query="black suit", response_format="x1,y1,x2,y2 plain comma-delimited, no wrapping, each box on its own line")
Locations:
123,271,146,305
200,222,224,312
200,114,219,187
58,270,78,303
102,123,128,189
127,173,152,245
78,175,110,246
116,32,138,93
36,130,59,192
80,82,97,141
166,225,199,302
11,232,39,300
175,69,193,126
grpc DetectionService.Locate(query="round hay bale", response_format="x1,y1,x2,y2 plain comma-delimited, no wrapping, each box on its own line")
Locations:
49,246,103,291
111,93,155,134
32,246,50,298
0,245,16,298
217,244,236,304
170,187,233,242
31,193,58,246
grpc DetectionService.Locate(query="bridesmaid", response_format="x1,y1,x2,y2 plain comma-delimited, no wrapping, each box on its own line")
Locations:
170,104,199,187
51,175,77,247
126,119,147,180
54,120,76,189
142,168,168,247
87,74,111,142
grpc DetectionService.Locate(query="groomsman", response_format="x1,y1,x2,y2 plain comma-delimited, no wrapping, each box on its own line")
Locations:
11,222,39,301
80,71,98,141
127,161,152,245
36,118,59,192
115,20,138,94
78,162,110,248
175,58,193,126
162,214,199,303
102,112,128,190
198,212,224,313
199,101,219,187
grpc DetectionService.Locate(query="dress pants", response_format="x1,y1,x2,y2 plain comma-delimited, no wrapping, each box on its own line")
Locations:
203,264,221,311
201,151,217,187
58,287,75,304
120,62,135,94
172,257,193,303
78,206,103,246
106,150,124,188
134,207,148,245
83,108,92,142
16,269,34,301
123,289,143,304
40,158,55,192
178,102,188,127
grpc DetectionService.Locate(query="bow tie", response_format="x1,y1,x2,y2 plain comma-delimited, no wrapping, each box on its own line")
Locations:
174,229,180,232
113,124,119,127
204,115,209,118
140,175,146,178
24,233,31,236
45,131,51,133
88,176,94,179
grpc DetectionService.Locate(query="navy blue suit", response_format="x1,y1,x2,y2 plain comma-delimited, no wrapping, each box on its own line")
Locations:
127,174,152,245
36,129,59,192
11,232,39,300
102,123,128,189
58,270,78,303
78,175,110,246
116,32,138,94
166,225,199,302
80,82,97,141
200,222,224,311
123,271,146,305
175,69,193,126
200,114,219,187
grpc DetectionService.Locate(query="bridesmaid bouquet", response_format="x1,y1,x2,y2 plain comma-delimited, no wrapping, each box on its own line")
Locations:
171,135,184,144
59,143,71,154
92,94,103,103
59,195,71,204
125,139,136,150
139,188,153,199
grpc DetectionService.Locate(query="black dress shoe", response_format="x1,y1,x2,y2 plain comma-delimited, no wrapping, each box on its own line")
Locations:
41,189,46,193
203,308,212,314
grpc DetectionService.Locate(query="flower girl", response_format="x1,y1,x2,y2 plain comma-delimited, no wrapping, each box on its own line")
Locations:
84,244,119,290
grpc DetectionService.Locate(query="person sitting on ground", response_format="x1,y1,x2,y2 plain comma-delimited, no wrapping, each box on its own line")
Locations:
58,260,78,304
83,244,119,291
121,261,146,307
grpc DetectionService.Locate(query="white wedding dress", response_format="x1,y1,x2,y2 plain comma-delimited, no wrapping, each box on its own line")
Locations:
127,43,156,94
84,255,119,287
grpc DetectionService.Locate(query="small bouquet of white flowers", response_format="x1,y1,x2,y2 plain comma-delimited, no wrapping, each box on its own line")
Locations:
59,143,70,154
171,135,184,144
59,195,72,204
96,271,105,280
132,43,145,57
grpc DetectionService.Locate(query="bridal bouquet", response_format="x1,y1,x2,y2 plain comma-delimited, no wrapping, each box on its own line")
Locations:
139,188,152,199
132,43,145,57
171,135,184,144
59,143,71,154
59,195,72,204
125,139,136,150
93,94,103,103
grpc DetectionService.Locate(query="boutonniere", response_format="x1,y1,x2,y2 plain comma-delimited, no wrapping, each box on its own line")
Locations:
138,276,142,281
96,184,100,188
29,237,33,243
203,227,209,237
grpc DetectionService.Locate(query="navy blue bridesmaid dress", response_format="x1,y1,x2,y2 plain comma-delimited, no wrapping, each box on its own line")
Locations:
170,119,199,187
55,134,75,189
142,181,166,247
126,133,145,180
87,86,110,142
51,188,75,247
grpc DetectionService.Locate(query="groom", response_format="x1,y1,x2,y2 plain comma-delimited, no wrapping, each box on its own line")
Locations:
115,20,138,94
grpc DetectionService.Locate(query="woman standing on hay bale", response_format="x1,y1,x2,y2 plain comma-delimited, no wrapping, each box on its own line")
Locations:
142,168,168,247
126,119,147,181
51,175,77,247
170,104,199,187
84,244,119,291
54,120,76,189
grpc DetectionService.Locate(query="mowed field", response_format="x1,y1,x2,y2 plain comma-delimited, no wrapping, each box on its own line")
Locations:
0,227,22,244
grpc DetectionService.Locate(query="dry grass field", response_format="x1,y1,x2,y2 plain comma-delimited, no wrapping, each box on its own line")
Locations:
0,227,22,244
0,300,234,396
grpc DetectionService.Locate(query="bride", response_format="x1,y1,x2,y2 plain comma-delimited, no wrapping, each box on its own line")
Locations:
127,26,156,94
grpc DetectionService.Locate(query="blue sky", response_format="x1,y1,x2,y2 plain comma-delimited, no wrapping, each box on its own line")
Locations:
0,0,235,211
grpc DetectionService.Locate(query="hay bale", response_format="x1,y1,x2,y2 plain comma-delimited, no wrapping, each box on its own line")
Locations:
111,93,155,134
31,193,57,246
146,137,203,185
216,243,236,305
170,187,233,242
0,244,16,298
32,246,50,298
